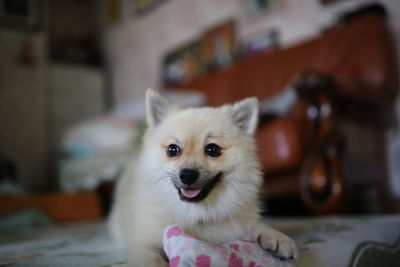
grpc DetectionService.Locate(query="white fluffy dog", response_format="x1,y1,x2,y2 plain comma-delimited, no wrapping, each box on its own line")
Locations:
109,90,298,266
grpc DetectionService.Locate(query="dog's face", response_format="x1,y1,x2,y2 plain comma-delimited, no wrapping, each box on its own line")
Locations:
142,90,261,205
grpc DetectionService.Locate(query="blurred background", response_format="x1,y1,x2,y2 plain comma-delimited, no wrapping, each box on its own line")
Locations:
0,0,400,222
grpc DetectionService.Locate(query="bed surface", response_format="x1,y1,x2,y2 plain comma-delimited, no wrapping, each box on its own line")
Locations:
0,212,399,267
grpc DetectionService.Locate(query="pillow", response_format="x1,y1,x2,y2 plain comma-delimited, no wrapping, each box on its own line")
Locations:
163,225,296,267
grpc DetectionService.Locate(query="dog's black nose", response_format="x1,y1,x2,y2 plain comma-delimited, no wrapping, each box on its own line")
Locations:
179,168,199,185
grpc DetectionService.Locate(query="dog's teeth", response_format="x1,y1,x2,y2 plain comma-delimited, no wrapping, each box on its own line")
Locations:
181,188,201,198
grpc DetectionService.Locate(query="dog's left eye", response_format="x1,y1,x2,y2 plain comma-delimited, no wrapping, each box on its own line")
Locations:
204,143,222,157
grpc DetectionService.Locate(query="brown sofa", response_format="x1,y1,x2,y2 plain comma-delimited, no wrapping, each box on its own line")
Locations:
168,9,398,214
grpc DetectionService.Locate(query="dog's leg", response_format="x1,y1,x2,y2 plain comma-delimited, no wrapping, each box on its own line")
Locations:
250,221,298,260
126,244,167,267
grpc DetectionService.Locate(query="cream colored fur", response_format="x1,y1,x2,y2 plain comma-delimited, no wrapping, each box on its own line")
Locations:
109,89,298,266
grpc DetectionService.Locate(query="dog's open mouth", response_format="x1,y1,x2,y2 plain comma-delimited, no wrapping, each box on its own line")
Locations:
176,172,222,203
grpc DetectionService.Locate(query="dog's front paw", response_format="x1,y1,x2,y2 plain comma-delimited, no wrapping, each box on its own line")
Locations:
257,228,298,260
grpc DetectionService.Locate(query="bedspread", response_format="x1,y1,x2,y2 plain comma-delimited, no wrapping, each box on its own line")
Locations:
0,212,399,267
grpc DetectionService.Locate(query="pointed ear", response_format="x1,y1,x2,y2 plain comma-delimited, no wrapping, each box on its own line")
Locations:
231,97,259,135
145,89,176,127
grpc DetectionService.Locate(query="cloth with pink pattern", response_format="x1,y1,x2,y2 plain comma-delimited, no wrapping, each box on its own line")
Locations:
162,225,296,267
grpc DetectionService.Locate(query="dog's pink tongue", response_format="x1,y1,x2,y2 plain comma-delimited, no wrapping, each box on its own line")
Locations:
181,188,201,198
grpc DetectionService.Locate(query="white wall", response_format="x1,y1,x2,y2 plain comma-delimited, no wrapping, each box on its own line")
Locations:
49,64,105,160
0,10,106,190
0,30,49,189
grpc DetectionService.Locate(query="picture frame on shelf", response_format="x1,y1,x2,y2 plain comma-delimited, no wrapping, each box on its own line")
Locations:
162,40,204,87
247,0,283,16
241,28,280,57
201,20,236,72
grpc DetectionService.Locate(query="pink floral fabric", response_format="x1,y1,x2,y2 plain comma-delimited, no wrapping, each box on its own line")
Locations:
163,225,296,267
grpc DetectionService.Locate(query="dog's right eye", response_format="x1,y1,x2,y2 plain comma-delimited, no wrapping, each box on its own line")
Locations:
167,144,181,157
